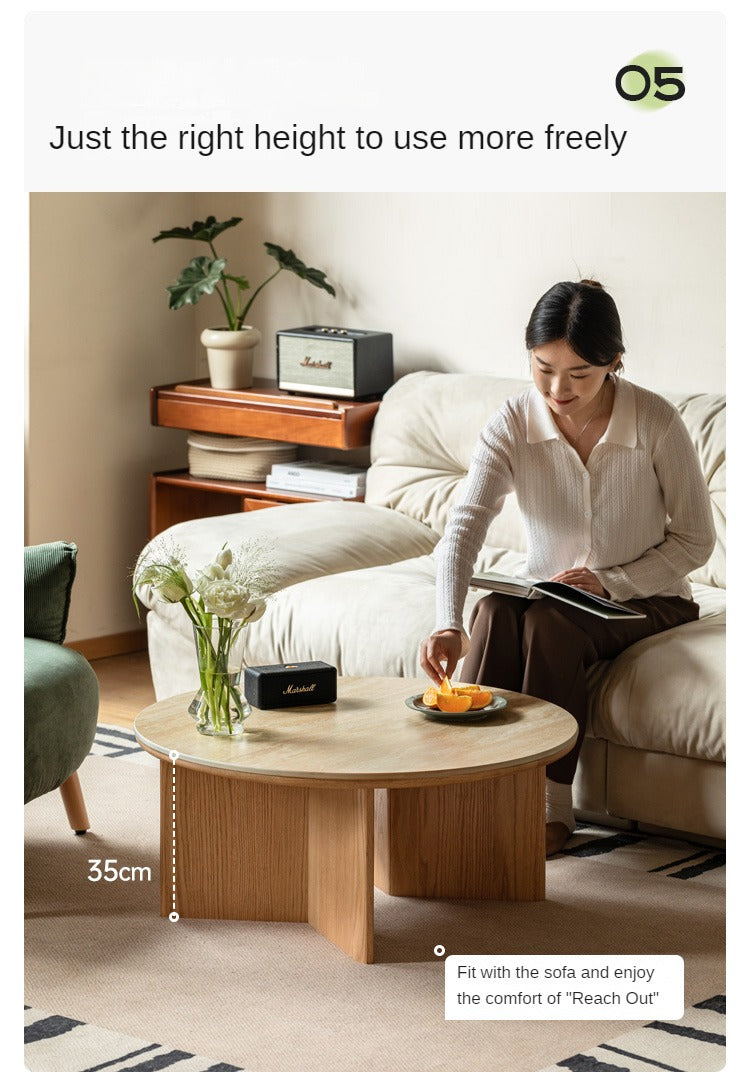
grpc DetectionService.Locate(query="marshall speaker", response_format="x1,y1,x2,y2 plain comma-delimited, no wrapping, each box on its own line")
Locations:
243,661,337,709
276,326,393,399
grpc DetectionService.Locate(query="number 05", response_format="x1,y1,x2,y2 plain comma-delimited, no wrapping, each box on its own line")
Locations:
615,65,685,102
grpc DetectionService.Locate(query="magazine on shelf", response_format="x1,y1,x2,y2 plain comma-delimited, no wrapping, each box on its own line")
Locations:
469,572,647,620
265,475,363,499
266,474,365,494
269,461,367,489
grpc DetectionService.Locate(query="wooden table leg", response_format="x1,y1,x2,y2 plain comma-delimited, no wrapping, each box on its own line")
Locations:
159,762,308,921
307,787,374,963
374,766,545,901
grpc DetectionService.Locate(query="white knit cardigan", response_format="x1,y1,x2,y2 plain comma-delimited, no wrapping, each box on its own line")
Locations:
434,377,716,634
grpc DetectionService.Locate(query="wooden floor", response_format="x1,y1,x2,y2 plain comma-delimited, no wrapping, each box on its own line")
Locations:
91,650,156,730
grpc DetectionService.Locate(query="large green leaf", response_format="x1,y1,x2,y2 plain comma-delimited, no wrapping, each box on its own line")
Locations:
166,256,227,310
153,216,242,244
264,242,336,296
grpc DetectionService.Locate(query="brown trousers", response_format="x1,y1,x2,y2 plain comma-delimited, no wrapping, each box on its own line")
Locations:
461,592,699,785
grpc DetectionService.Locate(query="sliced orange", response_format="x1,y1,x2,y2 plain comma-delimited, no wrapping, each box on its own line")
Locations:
422,686,439,709
453,684,481,695
435,692,473,714
469,689,493,710
439,675,453,695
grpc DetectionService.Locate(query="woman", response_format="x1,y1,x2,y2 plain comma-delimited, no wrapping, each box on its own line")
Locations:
419,280,716,856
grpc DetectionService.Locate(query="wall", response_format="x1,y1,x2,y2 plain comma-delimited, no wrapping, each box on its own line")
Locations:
196,192,725,394
27,193,196,644
26,192,725,642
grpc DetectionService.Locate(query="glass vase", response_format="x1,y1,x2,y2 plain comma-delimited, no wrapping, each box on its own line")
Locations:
188,618,251,736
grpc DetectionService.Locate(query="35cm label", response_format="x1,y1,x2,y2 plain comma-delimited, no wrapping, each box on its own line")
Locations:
88,858,152,882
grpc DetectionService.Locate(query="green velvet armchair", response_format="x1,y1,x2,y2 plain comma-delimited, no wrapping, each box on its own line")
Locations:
24,542,99,833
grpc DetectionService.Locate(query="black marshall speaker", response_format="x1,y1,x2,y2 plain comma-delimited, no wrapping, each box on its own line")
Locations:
243,661,338,709
276,325,394,399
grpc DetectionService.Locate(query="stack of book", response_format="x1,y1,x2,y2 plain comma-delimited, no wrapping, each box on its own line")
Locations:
266,461,368,499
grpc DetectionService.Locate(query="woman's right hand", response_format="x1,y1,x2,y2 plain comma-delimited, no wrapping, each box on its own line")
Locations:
419,629,463,686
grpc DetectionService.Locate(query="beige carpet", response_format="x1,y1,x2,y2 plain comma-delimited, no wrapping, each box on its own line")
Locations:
24,750,725,1072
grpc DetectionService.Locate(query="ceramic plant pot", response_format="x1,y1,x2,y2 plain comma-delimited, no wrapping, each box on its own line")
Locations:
200,326,261,389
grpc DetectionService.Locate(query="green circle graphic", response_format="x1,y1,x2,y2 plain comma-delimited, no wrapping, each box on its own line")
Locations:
620,50,681,112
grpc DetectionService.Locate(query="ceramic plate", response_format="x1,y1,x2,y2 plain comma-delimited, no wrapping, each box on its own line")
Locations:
405,693,508,723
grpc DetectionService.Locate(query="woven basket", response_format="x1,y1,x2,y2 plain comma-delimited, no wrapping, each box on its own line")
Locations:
187,433,298,481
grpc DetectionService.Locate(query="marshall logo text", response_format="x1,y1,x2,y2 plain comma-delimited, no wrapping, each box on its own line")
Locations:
300,355,332,370
283,682,317,695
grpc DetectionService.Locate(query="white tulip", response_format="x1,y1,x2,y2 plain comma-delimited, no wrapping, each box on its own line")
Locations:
201,580,261,620
195,563,225,591
136,561,193,602
244,599,266,624
156,569,194,602
215,547,233,569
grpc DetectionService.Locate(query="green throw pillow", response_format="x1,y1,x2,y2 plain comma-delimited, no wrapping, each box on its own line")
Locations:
24,542,78,644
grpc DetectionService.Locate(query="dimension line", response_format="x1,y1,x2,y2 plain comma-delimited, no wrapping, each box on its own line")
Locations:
169,750,179,921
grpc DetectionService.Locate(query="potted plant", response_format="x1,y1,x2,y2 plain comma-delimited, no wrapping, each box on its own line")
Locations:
152,215,336,389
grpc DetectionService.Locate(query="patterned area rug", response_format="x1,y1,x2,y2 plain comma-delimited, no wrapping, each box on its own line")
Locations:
538,994,726,1072
24,995,726,1072
24,1006,245,1072
23,726,725,1072
89,723,157,765
561,826,725,888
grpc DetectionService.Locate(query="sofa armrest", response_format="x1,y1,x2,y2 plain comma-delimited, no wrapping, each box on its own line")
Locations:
136,502,440,616
24,541,78,644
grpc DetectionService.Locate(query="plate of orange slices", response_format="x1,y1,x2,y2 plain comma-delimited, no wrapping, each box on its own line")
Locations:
406,677,507,723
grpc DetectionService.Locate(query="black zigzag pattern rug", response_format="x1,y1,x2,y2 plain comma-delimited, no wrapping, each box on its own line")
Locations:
537,994,725,1072
24,1005,245,1072
25,997,726,1072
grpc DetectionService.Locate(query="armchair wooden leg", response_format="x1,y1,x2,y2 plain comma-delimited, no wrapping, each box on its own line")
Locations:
59,771,90,834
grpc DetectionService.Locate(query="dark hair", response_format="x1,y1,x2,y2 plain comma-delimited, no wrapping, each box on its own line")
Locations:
525,279,625,368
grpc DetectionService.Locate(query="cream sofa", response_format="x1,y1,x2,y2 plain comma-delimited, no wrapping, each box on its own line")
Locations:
139,372,726,842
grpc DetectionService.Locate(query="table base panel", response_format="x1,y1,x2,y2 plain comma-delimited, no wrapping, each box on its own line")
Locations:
374,768,545,900
159,763,308,921
308,787,374,963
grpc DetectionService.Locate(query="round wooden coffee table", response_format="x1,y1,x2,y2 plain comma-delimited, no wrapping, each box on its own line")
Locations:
134,676,577,963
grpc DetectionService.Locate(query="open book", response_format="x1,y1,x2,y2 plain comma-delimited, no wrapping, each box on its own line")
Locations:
469,572,647,620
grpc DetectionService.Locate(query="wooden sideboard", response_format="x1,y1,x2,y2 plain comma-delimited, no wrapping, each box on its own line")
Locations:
149,378,381,537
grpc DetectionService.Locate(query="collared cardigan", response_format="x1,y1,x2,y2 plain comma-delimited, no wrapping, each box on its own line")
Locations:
434,377,716,636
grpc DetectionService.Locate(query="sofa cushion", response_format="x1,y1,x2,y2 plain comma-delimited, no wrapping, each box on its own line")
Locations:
588,585,725,763
664,391,725,589
606,747,725,840
366,371,530,559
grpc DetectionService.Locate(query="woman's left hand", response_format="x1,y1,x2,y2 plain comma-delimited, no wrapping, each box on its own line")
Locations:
549,567,609,598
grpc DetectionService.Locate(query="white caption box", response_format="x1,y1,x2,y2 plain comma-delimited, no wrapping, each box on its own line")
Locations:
445,955,684,1021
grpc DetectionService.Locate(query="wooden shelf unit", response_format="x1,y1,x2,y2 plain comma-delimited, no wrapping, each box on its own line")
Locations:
149,379,379,537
